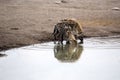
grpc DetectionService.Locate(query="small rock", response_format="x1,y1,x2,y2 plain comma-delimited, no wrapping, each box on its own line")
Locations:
0,54,7,57
55,0,68,4
10,27,19,30
61,0,67,3
55,1,61,4
112,7,120,11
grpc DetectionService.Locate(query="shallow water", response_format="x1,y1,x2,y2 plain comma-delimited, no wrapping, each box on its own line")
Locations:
0,37,120,80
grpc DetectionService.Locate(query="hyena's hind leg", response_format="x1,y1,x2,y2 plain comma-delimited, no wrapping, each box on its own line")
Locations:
52,25,59,44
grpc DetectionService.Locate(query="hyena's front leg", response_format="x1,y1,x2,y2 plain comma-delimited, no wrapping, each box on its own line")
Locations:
60,34,64,45
78,33,84,44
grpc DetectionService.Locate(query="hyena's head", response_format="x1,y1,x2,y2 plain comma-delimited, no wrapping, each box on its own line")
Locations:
66,31,77,42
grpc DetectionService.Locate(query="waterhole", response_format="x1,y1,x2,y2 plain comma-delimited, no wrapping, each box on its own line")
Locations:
0,36,120,80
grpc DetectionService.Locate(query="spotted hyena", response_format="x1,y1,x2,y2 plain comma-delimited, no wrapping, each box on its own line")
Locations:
53,18,84,44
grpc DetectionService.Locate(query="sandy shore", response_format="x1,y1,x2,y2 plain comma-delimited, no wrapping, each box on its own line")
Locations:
0,0,120,51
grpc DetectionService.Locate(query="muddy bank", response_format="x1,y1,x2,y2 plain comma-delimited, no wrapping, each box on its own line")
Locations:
0,0,120,51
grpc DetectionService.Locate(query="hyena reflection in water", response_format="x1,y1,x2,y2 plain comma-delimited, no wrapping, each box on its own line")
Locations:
54,43,83,62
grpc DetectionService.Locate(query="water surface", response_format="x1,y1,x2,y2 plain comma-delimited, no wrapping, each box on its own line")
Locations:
0,36,120,80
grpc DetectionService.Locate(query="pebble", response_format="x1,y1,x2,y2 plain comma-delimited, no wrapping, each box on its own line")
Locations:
55,0,68,4
55,1,61,4
112,7,120,11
